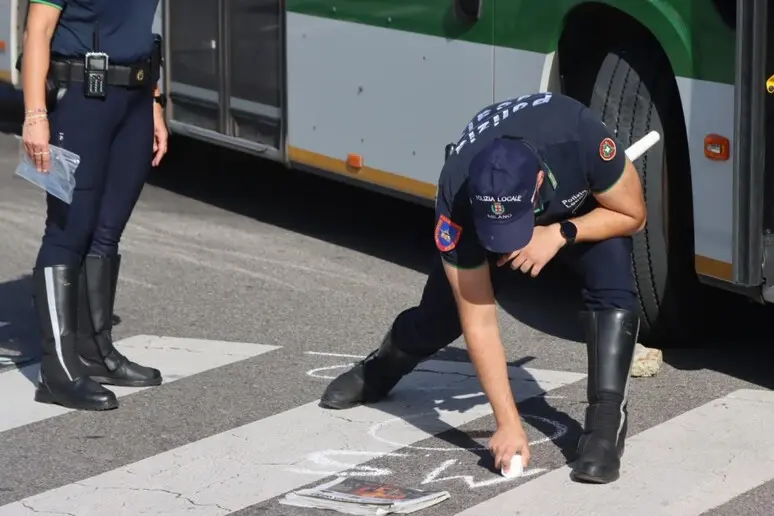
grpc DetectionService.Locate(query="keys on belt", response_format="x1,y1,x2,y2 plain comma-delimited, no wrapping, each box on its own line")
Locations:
48,59,152,88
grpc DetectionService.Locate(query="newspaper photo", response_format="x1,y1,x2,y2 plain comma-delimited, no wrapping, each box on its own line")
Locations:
279,477,450,515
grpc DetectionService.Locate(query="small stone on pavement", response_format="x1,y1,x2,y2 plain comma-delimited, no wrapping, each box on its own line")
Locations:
631,342,662,377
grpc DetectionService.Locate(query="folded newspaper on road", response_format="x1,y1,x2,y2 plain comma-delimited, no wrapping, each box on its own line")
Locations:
279,477,450,515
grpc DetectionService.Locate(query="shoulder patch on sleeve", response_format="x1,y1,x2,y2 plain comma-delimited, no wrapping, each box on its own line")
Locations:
434,215,463,252
599,138,617,161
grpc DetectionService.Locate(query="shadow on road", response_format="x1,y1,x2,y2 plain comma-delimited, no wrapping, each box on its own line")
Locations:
660,294,774,390
146,136,774,391
412,350,585,468
148,135,586,343
0,274,38,372
0,271,123,378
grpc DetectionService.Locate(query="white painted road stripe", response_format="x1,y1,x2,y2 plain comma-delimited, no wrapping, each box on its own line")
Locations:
0,335,281,433
0,361,585,515
453,388,774,516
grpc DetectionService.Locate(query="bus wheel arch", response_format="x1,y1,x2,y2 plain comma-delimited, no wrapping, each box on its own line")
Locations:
556,5,702,347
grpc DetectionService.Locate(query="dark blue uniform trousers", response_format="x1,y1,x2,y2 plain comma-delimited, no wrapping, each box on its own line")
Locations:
391,236,637,356
35,85,153,268
31,84,161,412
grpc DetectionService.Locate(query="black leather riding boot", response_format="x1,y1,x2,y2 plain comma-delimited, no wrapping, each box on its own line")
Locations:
33,265,118,411
77,254,162,387
570,308,639,484
320,327,427,410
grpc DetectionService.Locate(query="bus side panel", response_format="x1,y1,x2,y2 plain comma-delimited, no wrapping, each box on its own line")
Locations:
284,3,501,201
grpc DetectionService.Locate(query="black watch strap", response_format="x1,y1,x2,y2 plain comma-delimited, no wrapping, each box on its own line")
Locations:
153,93,167,108
559,220,577,245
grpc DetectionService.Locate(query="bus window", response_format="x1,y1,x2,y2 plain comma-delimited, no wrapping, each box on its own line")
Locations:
168,0,220,132
228,0,283,149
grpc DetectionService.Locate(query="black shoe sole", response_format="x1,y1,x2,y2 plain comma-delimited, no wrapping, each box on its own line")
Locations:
569,469,620,484
34,389,119,411
90,375,163,387
319,396,362,410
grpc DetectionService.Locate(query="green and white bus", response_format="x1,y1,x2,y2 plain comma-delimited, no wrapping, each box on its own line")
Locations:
0,0,771,345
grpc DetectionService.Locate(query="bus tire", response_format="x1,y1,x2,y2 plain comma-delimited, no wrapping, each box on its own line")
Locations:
586,48,699,347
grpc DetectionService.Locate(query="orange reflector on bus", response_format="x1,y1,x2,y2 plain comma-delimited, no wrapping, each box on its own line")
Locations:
346,153,363,170
0,40,6,52
704,134,729,161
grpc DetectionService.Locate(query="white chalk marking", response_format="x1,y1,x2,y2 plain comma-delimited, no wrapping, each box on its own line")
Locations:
305,351,365,359
369,413,567,452
0,335,280,433
117,276,157,289
306,363,355,380
0,321,9,328
452,389,774,516
0,361,584,515
422,459,546,489
287,450,408,477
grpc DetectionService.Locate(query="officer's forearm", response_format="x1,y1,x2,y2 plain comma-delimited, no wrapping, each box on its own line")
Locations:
564,206,643,243
464,319,521,428
21,31,53,112
444,260,521,428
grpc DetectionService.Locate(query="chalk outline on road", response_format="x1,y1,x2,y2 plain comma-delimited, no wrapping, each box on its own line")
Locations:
0,346,586,515
297,351,570,487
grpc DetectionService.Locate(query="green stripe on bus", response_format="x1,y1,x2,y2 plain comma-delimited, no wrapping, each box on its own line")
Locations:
287,0,735,85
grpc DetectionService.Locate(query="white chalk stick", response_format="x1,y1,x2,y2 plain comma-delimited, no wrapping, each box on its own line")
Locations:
624,130,661,162
501,454,524,478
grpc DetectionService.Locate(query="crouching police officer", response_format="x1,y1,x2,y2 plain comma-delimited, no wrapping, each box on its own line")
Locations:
20,0,169,411
320,92,647,484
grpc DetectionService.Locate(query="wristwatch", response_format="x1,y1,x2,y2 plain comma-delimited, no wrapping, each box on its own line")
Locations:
153,93,167,108
559,220,577,245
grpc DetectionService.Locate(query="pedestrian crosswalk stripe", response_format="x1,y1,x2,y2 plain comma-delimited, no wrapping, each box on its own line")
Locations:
0,335,281,433
0,359,585,516
452,388,774,516
3,343,772,516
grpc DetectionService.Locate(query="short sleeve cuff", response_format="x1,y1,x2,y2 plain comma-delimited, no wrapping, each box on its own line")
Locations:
31,0,65,9
440,252,487,269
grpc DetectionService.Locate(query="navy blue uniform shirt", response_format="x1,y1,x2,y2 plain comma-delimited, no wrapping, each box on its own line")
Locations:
434,92,627,269
31,0,160,64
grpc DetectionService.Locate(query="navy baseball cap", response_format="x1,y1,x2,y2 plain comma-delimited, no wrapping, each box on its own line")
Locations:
468,137,541,253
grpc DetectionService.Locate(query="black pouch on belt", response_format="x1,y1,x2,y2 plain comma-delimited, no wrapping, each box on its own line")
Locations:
150,33,163,84
15,53,65,112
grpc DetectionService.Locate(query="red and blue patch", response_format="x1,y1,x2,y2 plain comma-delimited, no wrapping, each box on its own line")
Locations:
434,215,462,252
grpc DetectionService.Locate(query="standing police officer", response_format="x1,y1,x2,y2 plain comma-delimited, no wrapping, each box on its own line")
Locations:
20,0,168,411
320,92,647,484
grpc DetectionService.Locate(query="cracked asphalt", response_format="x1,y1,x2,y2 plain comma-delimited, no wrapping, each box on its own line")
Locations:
0,124,773,515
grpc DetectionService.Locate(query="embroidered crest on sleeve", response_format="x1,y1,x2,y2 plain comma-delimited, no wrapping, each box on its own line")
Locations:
434,215,462,252
599,138,617,161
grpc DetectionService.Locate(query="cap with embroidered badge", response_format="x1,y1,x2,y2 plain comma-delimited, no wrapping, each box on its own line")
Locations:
467,137,541,253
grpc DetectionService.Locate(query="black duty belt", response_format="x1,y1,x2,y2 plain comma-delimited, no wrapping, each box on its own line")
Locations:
49,58,153,88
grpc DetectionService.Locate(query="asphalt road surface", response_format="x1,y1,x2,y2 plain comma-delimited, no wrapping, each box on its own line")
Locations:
1,128,774,516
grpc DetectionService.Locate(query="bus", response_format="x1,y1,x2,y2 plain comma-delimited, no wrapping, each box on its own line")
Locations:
0,0,770,347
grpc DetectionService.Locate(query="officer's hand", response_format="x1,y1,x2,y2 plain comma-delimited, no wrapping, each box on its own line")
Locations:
22,115,51,173
496,224,565,277
152,103,168,167
489,421,531,473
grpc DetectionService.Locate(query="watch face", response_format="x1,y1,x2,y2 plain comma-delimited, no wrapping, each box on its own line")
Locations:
562,221,577,240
